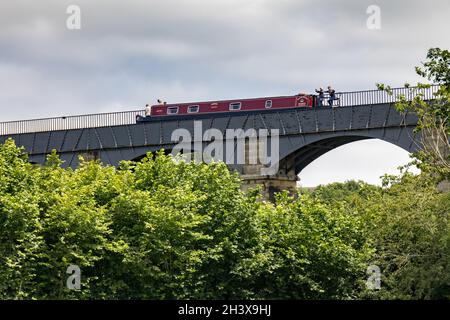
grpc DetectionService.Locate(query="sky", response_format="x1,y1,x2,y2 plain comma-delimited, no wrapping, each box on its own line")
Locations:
0,0,449,186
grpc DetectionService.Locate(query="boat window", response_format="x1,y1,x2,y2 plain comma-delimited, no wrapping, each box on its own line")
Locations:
167,106,179,114
188,105,199,113
265,100,272,108
229,102,242,111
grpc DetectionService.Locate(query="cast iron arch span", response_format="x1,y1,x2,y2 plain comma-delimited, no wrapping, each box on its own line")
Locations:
276,126,420,177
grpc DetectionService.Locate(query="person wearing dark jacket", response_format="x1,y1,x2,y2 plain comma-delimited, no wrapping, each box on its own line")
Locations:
315,87,324,106
327,86,336,106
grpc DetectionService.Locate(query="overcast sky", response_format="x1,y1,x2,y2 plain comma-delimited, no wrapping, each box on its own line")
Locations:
1,0,449,186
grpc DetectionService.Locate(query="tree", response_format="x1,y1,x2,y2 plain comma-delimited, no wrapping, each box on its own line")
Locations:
366,173,450,299
305,178,450,300
377,48,450,180
0,140,373,299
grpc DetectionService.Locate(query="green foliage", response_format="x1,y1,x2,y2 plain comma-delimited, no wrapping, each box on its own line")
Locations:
0,139,448,299
415,48,450,86
366,174,449,299
308,178,450,300
243,192,372,299
0,139,373,299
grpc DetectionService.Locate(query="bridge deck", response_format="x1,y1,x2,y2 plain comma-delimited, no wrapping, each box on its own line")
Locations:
0,85,438,136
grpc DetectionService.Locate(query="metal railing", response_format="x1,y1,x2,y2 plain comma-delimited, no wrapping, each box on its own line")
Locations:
333,85,440,107
0,110,145,136
0,85,440,136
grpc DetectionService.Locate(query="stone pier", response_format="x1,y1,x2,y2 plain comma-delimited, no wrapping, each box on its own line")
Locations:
240,139,298,201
